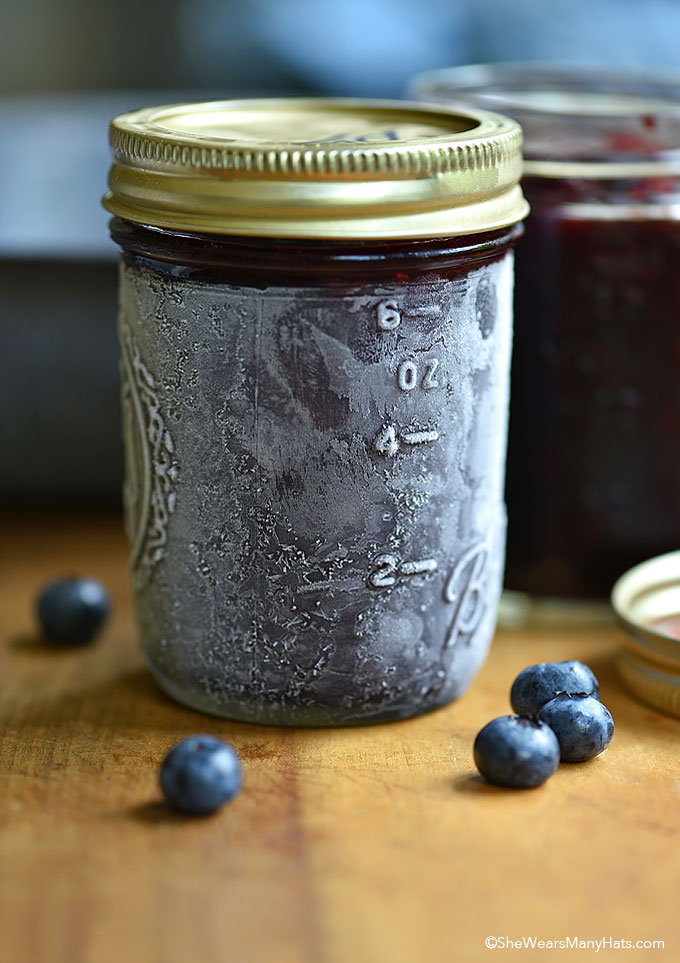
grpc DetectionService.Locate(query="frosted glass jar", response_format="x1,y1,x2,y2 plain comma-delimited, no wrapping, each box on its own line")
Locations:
104,98,526,725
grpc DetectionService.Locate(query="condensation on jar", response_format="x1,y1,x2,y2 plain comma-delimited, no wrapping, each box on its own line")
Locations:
103,98,527,725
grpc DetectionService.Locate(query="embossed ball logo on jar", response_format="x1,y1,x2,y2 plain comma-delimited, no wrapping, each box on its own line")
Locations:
443,541,491,650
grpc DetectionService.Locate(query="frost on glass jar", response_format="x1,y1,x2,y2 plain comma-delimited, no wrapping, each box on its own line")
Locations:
103,99,526,725
411,65,680,603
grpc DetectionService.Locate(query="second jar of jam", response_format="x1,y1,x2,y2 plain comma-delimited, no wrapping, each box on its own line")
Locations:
411,65,680,601
103,98,527,724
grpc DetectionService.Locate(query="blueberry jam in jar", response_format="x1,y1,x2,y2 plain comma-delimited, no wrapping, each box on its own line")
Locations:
104,99,526,724
411,65,680,600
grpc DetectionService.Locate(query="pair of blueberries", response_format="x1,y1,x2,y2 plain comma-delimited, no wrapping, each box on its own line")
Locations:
474,661,614,789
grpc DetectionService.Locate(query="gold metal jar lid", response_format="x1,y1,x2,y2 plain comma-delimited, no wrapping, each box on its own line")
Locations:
611,550,680,717
102,98,527,240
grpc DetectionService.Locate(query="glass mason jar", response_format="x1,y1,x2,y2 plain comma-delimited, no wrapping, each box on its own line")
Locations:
103,98,527,725
410,65,680,602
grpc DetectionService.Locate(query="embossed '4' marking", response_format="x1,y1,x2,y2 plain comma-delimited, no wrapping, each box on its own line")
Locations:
372,423,439,457
372,425,400,457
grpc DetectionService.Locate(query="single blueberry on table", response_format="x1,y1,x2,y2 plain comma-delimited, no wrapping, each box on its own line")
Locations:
37,576,111,645
160,735,242,815
473,715,560,788
537,694,614,763
510,660,600,717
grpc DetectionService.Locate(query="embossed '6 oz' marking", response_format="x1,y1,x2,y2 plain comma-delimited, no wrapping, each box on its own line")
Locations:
421,359,439,389
397,360,418,391
377,300,401,331
397,359,439,391
368,554,437,589
443,541,489,649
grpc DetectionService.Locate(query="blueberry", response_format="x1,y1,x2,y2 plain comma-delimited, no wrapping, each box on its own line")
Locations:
37,576,111,645
537,694,614,763
160,735,242,814
510,660,599,717
473,715,560,788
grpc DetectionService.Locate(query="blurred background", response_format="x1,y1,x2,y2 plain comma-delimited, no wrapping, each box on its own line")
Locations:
4,0,680,504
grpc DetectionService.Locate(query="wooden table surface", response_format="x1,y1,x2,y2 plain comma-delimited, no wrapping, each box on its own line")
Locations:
1,511,677,963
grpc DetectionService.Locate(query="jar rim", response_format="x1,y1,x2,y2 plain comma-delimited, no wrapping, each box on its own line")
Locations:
409,62,680,179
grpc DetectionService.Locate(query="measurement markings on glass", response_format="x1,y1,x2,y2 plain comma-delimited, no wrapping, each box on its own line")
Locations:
401,429,439,445
297,576,366,596
376,300,442,330
368,554,438,589
397,359,439,391
372,424,440,457
368,302,442,592
297,557,438,595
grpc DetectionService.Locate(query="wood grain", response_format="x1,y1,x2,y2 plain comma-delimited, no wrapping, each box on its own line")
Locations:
0,510,678,963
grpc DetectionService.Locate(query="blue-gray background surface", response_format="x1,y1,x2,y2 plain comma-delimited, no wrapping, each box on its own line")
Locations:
2,0,679,501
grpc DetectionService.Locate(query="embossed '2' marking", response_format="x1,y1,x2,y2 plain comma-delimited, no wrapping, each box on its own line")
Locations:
442,542,489,649
368,554,437,589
